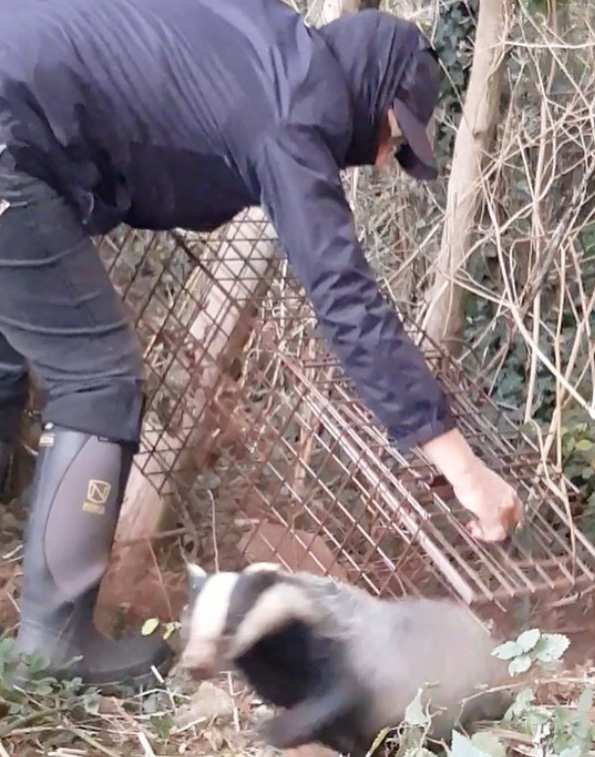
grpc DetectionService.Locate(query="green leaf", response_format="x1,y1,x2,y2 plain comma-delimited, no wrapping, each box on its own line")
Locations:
28,654,51,675
151,714,175,740
141,618,160,636
526,707,551,732
492,640,522,660
576,684,593,714
83,690,101,715
470,732,506,757
450,730,492,757
163,621,180,641
0,637,16,657
553,705,574,734
574,439,593,452
34,681,54,696
364,727,391,757
509,654,532,676
534,633,570,663
504,687,536,721
404,689,431,727
558,747,582,757
517,628,541,652
574,685,594,751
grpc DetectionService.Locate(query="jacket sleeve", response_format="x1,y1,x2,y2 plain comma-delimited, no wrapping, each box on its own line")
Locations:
255,128,456,454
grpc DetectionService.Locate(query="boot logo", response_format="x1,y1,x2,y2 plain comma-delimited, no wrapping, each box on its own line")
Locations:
83,479,112,515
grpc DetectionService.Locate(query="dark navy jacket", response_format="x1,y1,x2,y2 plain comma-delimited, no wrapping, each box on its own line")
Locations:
0,0,455,452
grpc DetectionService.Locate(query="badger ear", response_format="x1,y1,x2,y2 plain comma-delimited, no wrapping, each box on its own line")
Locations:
186,563,208,594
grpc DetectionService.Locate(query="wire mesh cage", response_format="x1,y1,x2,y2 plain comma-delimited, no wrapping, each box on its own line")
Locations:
97,208,595,632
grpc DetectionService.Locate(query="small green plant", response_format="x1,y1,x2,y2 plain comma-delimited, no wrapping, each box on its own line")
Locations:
0,636,101,740
492,627,570,676
487,630,593,757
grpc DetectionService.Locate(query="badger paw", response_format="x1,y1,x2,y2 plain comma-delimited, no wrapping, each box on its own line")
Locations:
259,712,312,750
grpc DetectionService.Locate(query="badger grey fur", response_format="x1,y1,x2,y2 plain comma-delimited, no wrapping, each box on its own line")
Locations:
179,562,512,756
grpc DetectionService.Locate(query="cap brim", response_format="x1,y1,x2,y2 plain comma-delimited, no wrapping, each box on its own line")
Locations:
393,99,438,181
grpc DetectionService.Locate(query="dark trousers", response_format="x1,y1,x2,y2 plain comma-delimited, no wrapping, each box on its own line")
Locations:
0,153,145,446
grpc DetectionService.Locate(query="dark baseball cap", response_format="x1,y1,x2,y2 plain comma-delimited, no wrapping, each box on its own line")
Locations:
392,44,441,181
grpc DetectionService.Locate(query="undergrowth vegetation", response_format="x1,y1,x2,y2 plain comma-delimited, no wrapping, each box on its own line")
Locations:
0,626,592,756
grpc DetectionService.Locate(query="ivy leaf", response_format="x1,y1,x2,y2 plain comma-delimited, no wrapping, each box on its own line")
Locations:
517,628,541,652
534,633,570,663
141,618,160,636
574,439,594,452
509,654,532,676
404,688,431,727
492,640,522,660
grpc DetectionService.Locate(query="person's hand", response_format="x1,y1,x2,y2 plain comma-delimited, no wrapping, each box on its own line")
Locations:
421,428,524,543
451,461,524,542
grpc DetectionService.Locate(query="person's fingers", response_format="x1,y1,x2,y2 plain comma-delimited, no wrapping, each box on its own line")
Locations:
465,495,524,543
514,495,525,527
501,491,524,532
465,518,507,543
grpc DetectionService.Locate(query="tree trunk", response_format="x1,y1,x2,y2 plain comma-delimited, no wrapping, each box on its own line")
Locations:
421,0,510,356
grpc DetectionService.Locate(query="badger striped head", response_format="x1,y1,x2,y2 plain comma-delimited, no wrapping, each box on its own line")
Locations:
179,562,320,680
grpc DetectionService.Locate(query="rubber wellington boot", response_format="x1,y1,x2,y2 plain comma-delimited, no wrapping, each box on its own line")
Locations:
14,423,173,691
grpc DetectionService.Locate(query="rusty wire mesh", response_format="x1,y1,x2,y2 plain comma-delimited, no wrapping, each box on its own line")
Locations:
98,210,595,624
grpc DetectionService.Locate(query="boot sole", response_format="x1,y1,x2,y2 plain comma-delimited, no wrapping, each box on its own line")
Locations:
78,646,176,695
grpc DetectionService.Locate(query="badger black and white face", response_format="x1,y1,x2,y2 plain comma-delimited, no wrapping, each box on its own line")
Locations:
179,562,321,681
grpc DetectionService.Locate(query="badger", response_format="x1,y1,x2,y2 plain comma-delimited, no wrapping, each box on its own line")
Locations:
179,562,512,756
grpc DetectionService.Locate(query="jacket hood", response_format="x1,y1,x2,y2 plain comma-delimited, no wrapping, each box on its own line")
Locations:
318,10,428,166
